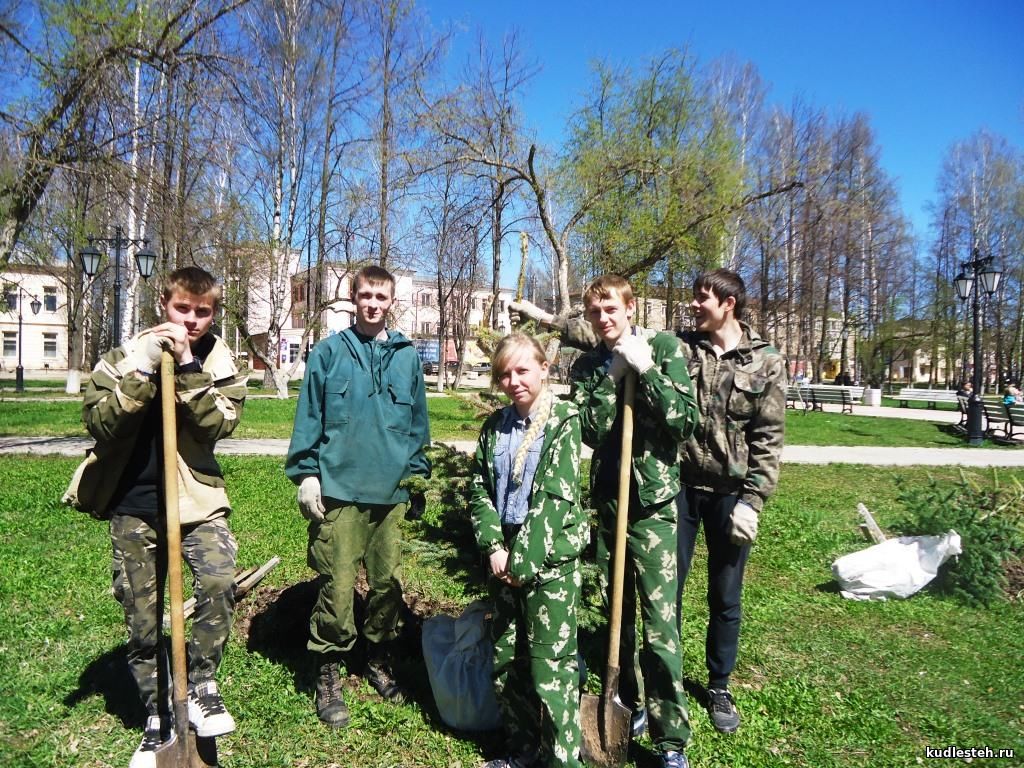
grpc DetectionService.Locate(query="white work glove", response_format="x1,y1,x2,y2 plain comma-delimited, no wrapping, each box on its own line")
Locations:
298,476,326,523
508,299,554,328
131,333,167,375
614,334,655,374
607,352,629,384
729,501,759,546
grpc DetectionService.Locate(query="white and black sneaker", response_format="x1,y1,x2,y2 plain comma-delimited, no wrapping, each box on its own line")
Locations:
129,715,176,768
187,680,236,737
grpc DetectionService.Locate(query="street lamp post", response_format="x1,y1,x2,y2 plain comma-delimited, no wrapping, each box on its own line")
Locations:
14,287,43,393
840,325,850,384
953,249,1002,446
78,226,157,347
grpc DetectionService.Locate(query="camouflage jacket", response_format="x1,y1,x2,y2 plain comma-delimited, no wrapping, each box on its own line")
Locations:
470,398,587,585
65,332,247,524
569,329,698,508
559,316,785,511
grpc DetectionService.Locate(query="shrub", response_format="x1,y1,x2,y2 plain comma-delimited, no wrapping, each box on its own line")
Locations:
893,469,1024,605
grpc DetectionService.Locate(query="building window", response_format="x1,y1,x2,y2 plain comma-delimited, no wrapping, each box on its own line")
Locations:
43,333,58,359
3,331,15,356
44,286,57,312
292,313,306,329
420,322,432,336
420,292,431,307
4,288,14,311
289,343,300,363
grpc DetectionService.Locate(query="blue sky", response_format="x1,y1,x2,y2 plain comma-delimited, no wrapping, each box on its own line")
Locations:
426,0,1024,251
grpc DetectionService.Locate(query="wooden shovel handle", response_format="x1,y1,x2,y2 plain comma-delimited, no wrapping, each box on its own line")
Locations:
161,350,189,741
605,372,636,672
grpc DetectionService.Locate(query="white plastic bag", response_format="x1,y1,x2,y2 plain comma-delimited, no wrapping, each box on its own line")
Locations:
831,530,962,601
421,600,501,731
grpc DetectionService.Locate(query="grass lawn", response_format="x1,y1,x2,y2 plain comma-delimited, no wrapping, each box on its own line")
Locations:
1,395,1008,448
0,393,488,442
1,455,1021,767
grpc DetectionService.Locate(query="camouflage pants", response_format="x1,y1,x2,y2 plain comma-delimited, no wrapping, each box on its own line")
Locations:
490,563,583,768
595,493,691,752
307,502,406,657
110,514,237,716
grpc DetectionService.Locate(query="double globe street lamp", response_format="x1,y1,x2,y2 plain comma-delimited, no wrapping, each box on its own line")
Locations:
78,226,157,348
953,249,1002,446
12,287,42,393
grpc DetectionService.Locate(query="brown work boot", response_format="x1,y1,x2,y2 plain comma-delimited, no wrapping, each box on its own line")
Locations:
365,642,409,703
315,655,350,728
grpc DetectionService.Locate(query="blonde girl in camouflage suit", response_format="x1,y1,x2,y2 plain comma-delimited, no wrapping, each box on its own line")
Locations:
469,333,587,768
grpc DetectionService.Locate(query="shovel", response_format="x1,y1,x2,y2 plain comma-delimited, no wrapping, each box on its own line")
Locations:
580,372,636,768
157,349,218,768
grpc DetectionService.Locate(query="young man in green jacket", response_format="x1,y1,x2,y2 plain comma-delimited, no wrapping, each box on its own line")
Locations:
71,267,247,768
569,275,698,768
285,265,431,728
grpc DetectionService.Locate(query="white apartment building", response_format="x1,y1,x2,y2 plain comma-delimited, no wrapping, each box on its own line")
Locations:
1,265,69,374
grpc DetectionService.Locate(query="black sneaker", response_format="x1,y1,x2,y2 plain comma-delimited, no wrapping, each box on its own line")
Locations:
187,680,236,737
129,715,176,768
707,687,740,733
315,657,350,728
365,657,409,703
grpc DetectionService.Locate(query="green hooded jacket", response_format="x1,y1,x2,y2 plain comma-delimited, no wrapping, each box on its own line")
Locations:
285,326,430,505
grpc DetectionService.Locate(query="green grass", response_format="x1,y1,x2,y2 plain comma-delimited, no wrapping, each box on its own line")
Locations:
0,394,486,441
4,395,1010,448
1,455,1021,767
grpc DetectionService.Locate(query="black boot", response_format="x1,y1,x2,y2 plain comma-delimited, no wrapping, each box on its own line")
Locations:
315,654,350,728
365,641,408,703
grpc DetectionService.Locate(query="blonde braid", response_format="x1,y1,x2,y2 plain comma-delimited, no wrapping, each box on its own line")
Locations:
512,386,554,485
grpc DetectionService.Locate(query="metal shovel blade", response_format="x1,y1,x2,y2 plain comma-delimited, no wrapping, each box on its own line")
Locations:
153,731,217,768
579,673,630,767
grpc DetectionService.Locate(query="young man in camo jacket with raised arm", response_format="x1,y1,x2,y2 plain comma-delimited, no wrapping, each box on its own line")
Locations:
569,275,699,768
66,266,247,768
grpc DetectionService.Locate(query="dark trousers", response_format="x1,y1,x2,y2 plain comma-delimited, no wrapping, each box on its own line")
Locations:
675,487,750,689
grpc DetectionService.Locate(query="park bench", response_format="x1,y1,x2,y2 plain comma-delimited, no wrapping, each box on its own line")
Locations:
786,384,809,411
808,385,855,414
982,399,1010,439
896,387,959,408
1006,403,1024,442
954,395,969,432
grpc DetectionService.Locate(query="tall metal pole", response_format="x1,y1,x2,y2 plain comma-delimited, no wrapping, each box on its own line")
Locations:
967,270,984,445
15,288,25,393
112,225,123,347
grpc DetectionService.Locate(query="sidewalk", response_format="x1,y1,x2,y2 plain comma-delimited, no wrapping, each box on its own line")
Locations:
3,435,1024,466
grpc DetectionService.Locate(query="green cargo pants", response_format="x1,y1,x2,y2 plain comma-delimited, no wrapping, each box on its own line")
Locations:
491,562,583,768
595,493,691,753
307,501,406,657
110,514,237,716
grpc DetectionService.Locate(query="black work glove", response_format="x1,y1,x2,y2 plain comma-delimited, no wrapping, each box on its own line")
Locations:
407,492,426,521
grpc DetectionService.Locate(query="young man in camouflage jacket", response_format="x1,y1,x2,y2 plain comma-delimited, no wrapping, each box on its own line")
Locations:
569,275,698,768
70,267,247,768
512,268,786,736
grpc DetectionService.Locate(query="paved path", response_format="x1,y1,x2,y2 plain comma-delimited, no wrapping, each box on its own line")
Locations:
4,435,1023,466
